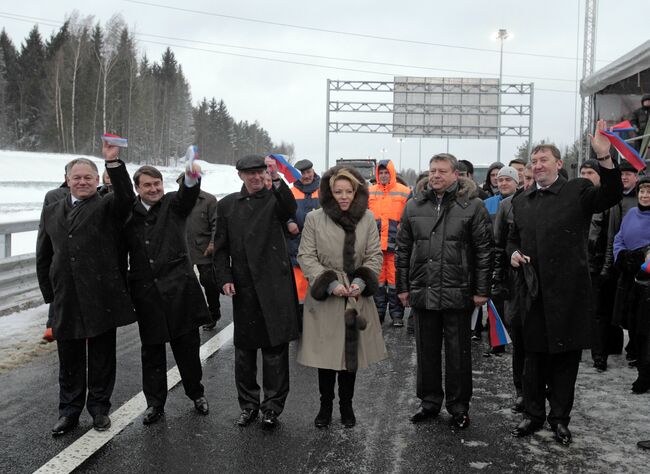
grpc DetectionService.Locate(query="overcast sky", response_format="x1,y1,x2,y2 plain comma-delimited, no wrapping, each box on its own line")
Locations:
1,0,648,171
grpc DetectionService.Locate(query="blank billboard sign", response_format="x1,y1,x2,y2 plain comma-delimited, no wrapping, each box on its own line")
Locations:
393,77,499,139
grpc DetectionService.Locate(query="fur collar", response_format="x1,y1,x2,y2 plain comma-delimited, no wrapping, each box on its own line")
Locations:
418,177,478,203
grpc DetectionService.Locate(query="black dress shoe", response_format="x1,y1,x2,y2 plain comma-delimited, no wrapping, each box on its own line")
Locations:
511,419,543,437
194,396,209,415
340,405,356,428
410,407,438,423
93,414,111,431
314,405,332,428
593,359,607,372
632,377,650,394
553,423,572,445
452,412,470,429
143,406,164,425
51,416,78,436
637,440,650,450
202,322,217,331
262,410,279,429
236,408,259,427
511,396,524,413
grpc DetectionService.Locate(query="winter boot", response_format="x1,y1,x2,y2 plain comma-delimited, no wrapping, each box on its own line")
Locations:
338,371,357,428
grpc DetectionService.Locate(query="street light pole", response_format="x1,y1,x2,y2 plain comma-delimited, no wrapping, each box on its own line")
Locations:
397,138,404,172
496,28,509,163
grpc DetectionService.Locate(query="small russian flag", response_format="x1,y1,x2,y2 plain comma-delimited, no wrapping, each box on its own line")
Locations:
641,261,650,274
609,120,635,133
101,133,128,148
267,154,302,184
487,299,511,348
599,130,647,172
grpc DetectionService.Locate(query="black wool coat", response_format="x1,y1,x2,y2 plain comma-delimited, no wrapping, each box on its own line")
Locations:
214,180,299,349
507,167,623,354
395,178,494,311
123,181,211,344
36,162,136,341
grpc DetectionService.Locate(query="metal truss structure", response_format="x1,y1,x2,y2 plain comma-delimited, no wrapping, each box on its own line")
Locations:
325,79,534,168
579,0,598,162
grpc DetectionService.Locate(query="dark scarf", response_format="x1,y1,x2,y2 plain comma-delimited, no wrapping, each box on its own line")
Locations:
294,175,321,195
319,166,369,278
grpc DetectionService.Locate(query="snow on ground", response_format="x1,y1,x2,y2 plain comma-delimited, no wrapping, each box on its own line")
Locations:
0,150,243,255
0,304,54,373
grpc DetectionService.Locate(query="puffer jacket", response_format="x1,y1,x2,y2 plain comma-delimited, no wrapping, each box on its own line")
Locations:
395,177,494,310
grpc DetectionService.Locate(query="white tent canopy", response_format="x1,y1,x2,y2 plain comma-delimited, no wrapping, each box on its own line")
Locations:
580,40,650,97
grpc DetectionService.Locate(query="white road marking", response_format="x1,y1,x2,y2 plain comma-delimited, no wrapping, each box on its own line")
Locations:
33,323,234,474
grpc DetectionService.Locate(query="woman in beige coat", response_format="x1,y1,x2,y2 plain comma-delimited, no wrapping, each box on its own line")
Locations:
297,166,387,428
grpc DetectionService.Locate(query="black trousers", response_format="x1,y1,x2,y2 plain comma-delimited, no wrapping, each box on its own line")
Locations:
414,308,473,415
590,273,623,361
197,263,221,322
523,349,581,427
373,286,404,322
510,322,525,395
317,369,356,408
141,329,204,408
235,343,289,414
57,328,116,418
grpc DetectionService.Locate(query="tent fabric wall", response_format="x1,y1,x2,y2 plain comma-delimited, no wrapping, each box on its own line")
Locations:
580,40,650,97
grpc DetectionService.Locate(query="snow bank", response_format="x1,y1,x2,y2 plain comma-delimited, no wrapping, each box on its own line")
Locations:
0,150,244,254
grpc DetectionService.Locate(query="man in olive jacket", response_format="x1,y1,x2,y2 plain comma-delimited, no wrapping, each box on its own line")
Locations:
214,154,299,429
508,123,622,444
396,153,493,430
36,146,136,436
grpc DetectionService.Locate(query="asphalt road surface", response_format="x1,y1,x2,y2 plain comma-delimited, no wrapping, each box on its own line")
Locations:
1,300,648,473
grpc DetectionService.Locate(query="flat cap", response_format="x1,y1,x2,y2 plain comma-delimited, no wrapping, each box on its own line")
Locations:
619,160,638,173
236,155,266,171
294,159,314,171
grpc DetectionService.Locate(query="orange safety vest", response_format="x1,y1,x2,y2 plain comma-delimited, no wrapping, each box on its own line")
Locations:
368,160,411,252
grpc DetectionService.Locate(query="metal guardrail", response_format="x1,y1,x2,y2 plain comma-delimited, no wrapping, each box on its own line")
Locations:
0,220,42,315
0,219,40,258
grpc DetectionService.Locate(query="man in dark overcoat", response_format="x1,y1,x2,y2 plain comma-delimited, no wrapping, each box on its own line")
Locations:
120,161,211,425
508,121,622,444
214,155,299,429
36,145,136,435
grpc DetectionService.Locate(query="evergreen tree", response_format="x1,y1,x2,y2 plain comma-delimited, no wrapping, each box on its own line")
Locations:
0,29,19,145
17,26,47,149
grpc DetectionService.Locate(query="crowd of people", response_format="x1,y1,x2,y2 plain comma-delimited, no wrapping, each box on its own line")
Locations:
35,120,649,451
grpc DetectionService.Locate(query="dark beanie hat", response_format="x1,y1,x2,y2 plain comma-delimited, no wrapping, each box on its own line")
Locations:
579,159,601,176
620,160,638,173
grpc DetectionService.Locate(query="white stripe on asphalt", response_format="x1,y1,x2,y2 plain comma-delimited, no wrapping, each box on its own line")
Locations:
33,323,234,474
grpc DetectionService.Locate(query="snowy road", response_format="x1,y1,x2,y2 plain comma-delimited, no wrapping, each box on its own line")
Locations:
1,302,648,473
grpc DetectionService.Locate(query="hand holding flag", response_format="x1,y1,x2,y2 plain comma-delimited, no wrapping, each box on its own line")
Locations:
185,145,202,179
594,119,646,172
267,154,302,184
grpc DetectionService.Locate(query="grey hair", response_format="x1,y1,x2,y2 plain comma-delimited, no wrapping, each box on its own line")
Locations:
66,158,99,176
429,153,459,171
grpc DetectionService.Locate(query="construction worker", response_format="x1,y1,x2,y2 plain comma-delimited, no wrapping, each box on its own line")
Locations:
287,159,321,313
368,159,411,326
